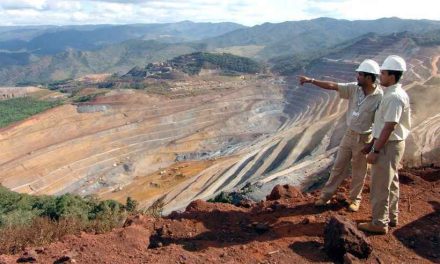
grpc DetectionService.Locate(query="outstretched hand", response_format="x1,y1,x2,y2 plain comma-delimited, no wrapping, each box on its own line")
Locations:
298,75,311,86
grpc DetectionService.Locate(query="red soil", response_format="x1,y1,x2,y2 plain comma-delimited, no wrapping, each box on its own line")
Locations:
1,166,439,263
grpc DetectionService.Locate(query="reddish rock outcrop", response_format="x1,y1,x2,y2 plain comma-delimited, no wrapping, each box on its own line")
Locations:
324,215,373,261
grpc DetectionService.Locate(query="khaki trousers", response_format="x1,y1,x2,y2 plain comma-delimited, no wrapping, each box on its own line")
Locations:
371,140,405,227
320,129,372,202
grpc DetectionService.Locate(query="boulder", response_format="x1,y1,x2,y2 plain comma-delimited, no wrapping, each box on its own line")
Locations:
324,215,373,261
16,250,38,263
266,184,303,201
117,225,151,251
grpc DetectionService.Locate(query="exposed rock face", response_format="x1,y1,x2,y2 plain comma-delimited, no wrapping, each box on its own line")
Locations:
266,184,303,201
76,104,109,113
324,215,373,261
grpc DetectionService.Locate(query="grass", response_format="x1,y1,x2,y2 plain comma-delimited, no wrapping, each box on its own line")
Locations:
0,216,121,254
0,97,63,128
0,186,139,254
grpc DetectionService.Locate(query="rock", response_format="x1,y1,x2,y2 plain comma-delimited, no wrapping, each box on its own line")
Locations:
185,199,211,212
269,202,285,211
16,250,38,263
123,163,133,172
123,214,152,227
343,253,362,264
118,225,151,250
253,222,269,234
301,216,316,224
238,198,254,208
266,184,303,201
53,255,76,264
336,193,348,202
324,215,373,261
339,187,348,193
265,207,274,213
34,247,45,254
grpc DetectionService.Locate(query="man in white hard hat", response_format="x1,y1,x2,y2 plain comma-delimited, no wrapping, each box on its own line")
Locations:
298,59,383,212
358,55,411,234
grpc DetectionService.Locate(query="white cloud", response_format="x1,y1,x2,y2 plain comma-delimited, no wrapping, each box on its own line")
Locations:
0,0,438,26
0,0,47,10
303,0,440,21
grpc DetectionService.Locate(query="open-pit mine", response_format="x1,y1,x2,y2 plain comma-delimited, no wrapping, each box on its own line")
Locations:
1,33,439,214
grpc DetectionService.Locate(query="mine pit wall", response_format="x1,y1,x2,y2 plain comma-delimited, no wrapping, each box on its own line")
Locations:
158,43,440,213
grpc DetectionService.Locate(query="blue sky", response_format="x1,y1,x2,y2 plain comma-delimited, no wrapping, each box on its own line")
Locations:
0,0,438,26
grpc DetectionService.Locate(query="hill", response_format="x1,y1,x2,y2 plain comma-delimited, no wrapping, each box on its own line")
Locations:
205,17,440,60
0,40,206,85
3,18,440,85
0,21,245,85
0,21,245,55
123,52,261,78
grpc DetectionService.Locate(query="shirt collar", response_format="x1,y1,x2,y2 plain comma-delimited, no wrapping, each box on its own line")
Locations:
359,84,383,96
384,83,402,94
372,84,383,95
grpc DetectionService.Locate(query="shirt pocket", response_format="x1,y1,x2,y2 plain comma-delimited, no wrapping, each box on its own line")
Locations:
359,100,379,122
352,106,375,129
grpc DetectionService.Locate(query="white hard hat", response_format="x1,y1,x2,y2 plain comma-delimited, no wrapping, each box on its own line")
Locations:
355,59,380,75
380,55,407,72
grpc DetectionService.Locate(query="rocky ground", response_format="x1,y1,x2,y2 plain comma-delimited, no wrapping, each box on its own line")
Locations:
0,166,438,264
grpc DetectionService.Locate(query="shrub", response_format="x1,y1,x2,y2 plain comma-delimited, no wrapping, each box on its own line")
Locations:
144,197,164,218
0,186,134,254
125,197,138,212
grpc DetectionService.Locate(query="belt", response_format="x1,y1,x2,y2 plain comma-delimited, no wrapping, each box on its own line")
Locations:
347,129,371,135
347,129,372,143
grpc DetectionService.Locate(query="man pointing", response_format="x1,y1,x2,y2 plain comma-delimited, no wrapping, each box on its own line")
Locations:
299,59,383,212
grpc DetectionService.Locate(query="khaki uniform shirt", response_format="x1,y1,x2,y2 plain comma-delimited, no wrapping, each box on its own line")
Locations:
372,83,411,141
338,82,383,134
